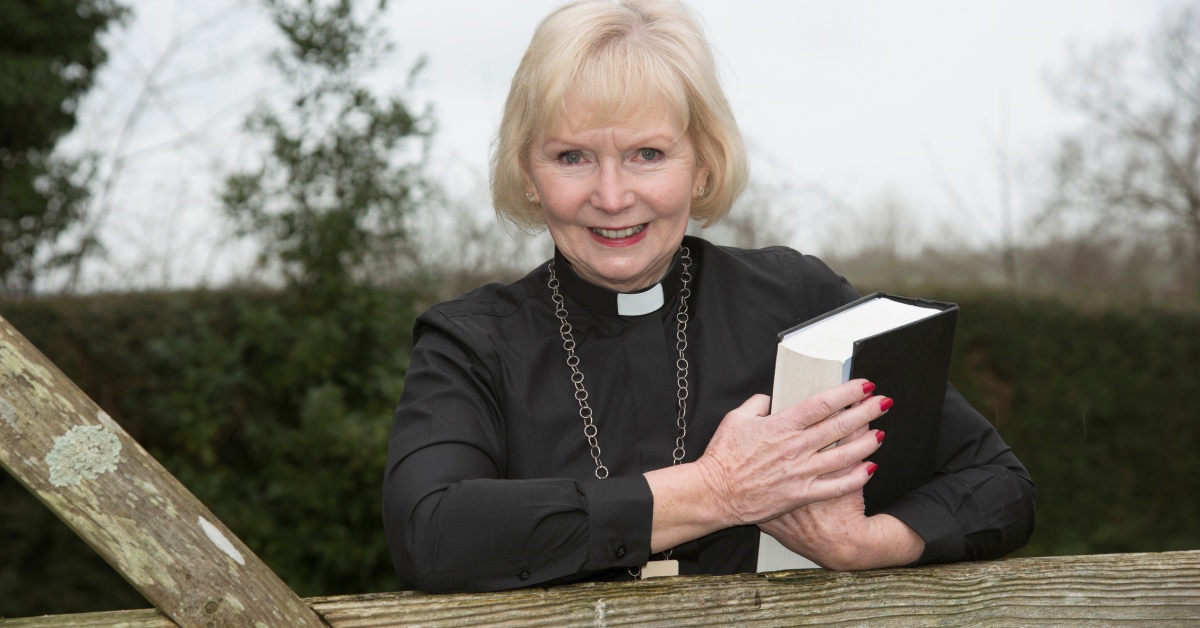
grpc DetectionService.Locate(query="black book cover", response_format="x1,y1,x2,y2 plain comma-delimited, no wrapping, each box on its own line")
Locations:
778,292,959,514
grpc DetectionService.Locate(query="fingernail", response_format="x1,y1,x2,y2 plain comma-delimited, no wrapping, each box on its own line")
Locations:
862,382,876,394
876,430,886,443
879,397,894,412
867,463,879,476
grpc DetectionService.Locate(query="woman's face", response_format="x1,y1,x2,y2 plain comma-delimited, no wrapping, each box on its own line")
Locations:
526,106,708,293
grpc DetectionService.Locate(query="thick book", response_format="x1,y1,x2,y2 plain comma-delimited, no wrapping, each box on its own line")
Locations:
757,292,958,572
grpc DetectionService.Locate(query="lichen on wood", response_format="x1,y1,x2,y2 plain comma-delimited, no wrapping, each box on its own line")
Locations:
45,425,123,487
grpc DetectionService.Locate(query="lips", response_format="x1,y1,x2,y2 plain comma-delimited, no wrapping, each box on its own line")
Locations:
590,224,646,239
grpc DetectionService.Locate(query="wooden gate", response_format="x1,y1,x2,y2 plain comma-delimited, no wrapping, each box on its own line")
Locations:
2,315,1199,627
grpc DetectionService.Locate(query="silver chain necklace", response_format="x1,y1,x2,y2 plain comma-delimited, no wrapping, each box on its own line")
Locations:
548,246,693,579
547,246,693,480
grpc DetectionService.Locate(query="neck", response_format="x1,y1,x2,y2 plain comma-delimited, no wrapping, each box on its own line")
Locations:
551,243,693,318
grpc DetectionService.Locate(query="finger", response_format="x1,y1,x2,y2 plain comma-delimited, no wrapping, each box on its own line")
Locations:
815,421,869,453
804,461,878,503
811,429,885,477
735,394,772,418
775,379,876,430
846,423,869,440
806,395,892,452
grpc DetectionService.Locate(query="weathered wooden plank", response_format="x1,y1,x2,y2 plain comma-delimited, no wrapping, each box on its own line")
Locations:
0,609,175,628
0,315,327,628
6,551,1199,626
304,550,1200,627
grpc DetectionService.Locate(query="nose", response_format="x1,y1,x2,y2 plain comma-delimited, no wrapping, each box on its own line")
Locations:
591,161,634,215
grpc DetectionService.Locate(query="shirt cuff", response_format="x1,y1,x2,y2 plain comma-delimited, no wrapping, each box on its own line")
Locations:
881,493,964,565
579,475,654,570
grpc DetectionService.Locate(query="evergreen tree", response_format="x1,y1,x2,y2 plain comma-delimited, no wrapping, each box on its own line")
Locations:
0,0,127,296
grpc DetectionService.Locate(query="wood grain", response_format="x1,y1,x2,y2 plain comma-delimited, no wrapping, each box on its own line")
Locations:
6,551,1198,626
0,315,326,628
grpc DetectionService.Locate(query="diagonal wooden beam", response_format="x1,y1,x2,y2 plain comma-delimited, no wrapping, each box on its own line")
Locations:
0,315,327,627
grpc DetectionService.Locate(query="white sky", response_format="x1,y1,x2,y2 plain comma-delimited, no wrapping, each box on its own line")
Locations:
61,0,1178,289
387,0,1174,246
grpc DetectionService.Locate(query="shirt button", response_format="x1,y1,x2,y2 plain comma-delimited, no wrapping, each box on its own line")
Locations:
518,568,530,581
615,545,626,558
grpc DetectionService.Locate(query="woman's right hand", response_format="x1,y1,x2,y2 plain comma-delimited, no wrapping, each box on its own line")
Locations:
693,379,889,528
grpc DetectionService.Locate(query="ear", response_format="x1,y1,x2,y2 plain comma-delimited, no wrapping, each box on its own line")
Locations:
692,166,711,198
520,160,539,204
521,184,538,205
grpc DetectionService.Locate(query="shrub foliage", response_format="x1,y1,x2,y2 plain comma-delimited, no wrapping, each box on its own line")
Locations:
1,285,416,617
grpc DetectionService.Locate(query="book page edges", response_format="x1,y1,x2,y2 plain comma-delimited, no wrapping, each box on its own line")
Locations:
770,346,846,414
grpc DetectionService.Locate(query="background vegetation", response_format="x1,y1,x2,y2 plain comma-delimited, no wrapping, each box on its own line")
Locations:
1,286,417,614
3,288,1198,617
1,0,1198,619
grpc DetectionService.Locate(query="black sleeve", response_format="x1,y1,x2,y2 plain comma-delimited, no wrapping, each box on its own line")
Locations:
881,384,1037,563
382,313,654,593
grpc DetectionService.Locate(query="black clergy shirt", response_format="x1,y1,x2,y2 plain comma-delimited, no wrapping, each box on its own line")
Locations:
383,236,1036,593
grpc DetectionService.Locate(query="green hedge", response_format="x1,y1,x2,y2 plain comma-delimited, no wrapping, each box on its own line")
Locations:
1,288,1197,617
1,286,418,617
944,294,1200,557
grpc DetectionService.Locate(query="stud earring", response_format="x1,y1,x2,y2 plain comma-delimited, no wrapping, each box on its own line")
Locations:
696,187,706,198
526,192,537,203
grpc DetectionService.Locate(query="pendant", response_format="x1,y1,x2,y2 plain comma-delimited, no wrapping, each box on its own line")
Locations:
639,559,680,579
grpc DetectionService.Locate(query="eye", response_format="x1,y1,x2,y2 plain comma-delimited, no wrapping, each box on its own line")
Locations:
637,148,661,161
557,150,583,165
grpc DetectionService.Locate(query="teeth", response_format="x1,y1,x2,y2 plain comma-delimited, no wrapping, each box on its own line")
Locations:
592,225,645,238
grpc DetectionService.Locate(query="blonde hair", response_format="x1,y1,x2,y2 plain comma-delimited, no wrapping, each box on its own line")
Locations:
491,0,749,231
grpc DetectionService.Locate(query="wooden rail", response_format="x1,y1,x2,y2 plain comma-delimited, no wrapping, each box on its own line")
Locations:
0,315,327,627
6,550,1200,626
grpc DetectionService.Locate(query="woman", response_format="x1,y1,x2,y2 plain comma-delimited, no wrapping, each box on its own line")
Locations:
383,0,1034,593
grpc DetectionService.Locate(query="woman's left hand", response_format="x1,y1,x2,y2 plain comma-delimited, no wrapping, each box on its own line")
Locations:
758,488,925,570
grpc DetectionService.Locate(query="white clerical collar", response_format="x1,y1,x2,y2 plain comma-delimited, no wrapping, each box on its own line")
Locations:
551,244,689,317
616,283,665,316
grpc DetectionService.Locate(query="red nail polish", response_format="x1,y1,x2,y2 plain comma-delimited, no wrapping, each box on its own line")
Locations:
867,463,879,476
879,397,894,412
862,382,876,395
876,430,886,443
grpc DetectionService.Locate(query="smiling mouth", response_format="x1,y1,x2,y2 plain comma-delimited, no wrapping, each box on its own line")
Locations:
591,224,646,239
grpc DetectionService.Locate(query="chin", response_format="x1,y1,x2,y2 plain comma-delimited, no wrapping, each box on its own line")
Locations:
596,262,657,291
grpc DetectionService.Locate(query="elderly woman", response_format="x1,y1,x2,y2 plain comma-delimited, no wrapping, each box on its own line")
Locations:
383,0,1034,593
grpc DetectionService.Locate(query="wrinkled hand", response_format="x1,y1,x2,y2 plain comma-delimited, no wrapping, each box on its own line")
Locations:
757,483,866,570
756,418,925,571
758,496,925,571
693,379,889,528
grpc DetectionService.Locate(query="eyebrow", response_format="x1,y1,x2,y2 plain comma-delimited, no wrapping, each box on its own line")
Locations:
537,129,683,149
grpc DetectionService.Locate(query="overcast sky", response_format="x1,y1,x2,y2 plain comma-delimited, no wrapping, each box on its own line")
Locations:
384,0,1176,245
65,0,1180,288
